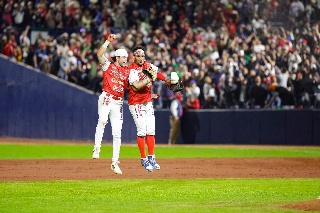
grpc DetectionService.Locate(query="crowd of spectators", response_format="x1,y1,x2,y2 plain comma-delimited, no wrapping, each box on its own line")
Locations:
1,0,320,110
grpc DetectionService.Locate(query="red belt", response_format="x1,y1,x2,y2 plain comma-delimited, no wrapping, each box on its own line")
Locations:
103,91,122,101
111,96,122,101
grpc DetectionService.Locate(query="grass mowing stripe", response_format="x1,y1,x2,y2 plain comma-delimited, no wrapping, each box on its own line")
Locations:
1,179,319,213
1,144,320,159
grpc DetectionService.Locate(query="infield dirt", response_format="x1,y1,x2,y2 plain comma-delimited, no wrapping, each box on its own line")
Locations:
1,157,319,181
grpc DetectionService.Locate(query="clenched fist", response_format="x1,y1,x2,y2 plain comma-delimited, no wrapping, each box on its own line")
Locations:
107,34,117,42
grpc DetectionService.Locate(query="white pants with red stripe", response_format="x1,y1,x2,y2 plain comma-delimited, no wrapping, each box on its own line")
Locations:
94,92,123,162
129,102,155,137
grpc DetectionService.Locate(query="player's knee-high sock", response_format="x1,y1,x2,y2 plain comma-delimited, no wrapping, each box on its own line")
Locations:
137,136,146,158
146,135,155,156
94,120,105,150
112,135,121,162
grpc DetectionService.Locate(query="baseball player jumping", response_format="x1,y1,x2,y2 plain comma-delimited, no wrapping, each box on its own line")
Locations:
127,45,171,172
92,34,130,175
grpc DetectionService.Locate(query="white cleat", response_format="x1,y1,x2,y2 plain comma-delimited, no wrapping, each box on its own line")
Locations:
111,161,122,174
141,158,153,172
92,148,100,159
148,156,160,170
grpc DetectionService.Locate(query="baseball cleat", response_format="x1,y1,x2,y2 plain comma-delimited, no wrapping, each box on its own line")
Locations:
141,158,153,172
148,155,160,170
92,148,100,159
111,161,122,174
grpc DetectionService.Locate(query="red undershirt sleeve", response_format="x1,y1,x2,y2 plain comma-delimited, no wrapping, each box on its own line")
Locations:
157,72,166,81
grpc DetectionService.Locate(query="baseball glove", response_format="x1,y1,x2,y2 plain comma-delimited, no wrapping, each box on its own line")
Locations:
142,67,157,82
169,81,184,92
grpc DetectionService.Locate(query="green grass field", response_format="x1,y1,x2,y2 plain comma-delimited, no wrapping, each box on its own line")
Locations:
1,142,320,213
1,143,320,159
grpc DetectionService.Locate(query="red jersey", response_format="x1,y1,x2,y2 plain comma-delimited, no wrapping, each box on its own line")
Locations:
128,61,153,105
101,60,130,98
3,41,15,57
187,98,200,109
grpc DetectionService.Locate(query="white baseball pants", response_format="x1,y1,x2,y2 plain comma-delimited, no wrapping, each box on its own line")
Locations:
94,92,123,162
129,102,155,137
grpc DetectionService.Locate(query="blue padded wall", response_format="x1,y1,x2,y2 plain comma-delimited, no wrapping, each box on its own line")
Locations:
286,110,313,145
0,56,137,142
180,109,319,145
260,111,287,145
234,111,260,144
313,111,320,145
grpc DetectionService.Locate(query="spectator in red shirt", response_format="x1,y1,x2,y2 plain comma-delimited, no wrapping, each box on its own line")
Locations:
3,33,17,58
220,4,239,39
186,95,200,109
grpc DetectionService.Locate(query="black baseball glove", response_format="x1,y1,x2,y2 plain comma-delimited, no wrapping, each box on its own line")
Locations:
169,81,184,92
142,67,157,82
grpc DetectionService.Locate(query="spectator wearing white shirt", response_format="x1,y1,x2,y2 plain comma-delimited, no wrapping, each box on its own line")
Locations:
19,25,30,62
289,0,305,21
12,2,25,28
277,67,289,88
288,50,302,72
185,80,200,99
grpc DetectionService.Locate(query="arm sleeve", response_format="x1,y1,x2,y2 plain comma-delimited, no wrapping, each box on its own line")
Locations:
129,69,140,85
157,72,167,81
101,54,111,71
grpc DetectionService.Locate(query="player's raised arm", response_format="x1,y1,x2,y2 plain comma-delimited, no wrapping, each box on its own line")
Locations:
97,34,117,64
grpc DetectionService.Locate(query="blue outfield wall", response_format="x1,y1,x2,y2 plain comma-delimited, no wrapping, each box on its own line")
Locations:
180,110,319,145
0,55,136,142
0,56,319,145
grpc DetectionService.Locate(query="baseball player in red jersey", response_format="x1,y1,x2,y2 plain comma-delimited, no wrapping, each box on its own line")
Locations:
92,34,130,174
128,45,170,172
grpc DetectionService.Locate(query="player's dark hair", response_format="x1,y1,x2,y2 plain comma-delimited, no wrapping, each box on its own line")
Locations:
132,45,145,52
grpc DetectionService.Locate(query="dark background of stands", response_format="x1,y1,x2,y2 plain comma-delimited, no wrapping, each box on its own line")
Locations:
1,55,319,145
2,0,320,111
